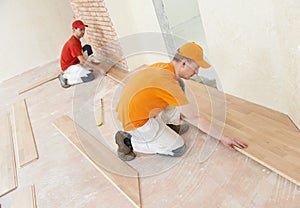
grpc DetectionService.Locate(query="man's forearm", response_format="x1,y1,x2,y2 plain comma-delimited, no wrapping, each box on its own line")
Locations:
179,104,224,140
179,104,248,150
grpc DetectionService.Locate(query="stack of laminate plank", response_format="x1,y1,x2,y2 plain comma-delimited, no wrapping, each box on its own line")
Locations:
0,99,38,207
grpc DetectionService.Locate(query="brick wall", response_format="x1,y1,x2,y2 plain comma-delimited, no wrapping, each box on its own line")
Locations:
69,0,127,69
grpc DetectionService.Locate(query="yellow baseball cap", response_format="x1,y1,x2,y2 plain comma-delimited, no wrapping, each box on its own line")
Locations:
178,42,211,68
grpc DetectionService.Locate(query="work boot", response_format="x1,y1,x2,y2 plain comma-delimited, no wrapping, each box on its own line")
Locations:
167,124,189,135
115,131,136,161
58,73,70,88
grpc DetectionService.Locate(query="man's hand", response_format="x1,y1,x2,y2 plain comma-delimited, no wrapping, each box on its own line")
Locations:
220,136,248,150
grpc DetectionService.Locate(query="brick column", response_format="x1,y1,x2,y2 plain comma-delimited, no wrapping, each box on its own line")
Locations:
70,0,127,69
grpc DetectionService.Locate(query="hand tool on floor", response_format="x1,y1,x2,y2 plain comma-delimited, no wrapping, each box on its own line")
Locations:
96,98,104,126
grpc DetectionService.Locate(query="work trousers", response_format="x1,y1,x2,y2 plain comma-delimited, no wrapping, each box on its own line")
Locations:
129,106,185,156
63,44,94,85
63,64,94,85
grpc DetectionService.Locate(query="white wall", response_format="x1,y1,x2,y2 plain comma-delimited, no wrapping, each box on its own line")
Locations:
197,0,300,128
0,0,73,82
105,0,169,71
163,0,200,28
279,1,300,128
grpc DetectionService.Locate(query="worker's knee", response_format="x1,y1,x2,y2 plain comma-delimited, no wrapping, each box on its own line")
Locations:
81,72,94,82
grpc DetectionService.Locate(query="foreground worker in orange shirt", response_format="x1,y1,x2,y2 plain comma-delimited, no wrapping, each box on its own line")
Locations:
115,42,248,161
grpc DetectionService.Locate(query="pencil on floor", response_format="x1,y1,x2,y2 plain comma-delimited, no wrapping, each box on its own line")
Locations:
96,98,103,126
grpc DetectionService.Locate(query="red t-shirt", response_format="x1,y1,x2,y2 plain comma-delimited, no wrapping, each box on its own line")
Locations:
60,35,83,71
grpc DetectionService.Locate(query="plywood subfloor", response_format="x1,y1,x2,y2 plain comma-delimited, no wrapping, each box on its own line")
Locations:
8,185,36,208
52,115,141,208
0,114,17,197
0,60,299,207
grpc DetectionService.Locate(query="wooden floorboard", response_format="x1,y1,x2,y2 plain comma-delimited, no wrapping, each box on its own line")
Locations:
0,114,17,197
184,79,300,186
52,115,141,208
13,99,39,167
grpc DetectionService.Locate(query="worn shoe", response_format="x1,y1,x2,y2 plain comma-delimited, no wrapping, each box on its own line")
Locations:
58,73,70,88
115,131,136,161
89,55,101,64
167,124,189,135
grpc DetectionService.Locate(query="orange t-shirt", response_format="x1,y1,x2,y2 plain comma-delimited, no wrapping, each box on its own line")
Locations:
116,62,188,131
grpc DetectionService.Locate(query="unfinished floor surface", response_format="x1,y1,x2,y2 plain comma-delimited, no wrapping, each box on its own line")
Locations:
0,60,299,208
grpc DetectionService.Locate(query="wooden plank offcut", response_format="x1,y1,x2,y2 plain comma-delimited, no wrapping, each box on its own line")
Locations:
0,114,17,197
183,80,300,187
52,115,141,208
18,72,60,95
13,99,39,167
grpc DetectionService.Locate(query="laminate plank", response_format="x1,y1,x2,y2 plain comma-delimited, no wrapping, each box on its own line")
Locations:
13,99,39,167
18,72,60,95
210,118,300,187
106,64,150,83
184,80,300,187
52,115,141,208
0,114,17,197
106,66,130,83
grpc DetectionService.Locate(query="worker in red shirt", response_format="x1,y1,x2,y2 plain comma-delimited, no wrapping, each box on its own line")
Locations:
59,20,95,88
115,42,248,161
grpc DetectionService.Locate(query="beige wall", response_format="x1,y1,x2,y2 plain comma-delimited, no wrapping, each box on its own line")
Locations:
197,0,300,128
1,0,298,127
105,0,169,71
280,1,300,128
0,0,73,83
163,0,200,28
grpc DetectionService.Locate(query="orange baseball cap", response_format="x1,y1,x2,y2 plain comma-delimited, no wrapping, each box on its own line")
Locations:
72,20,88,29
178,42,211,68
